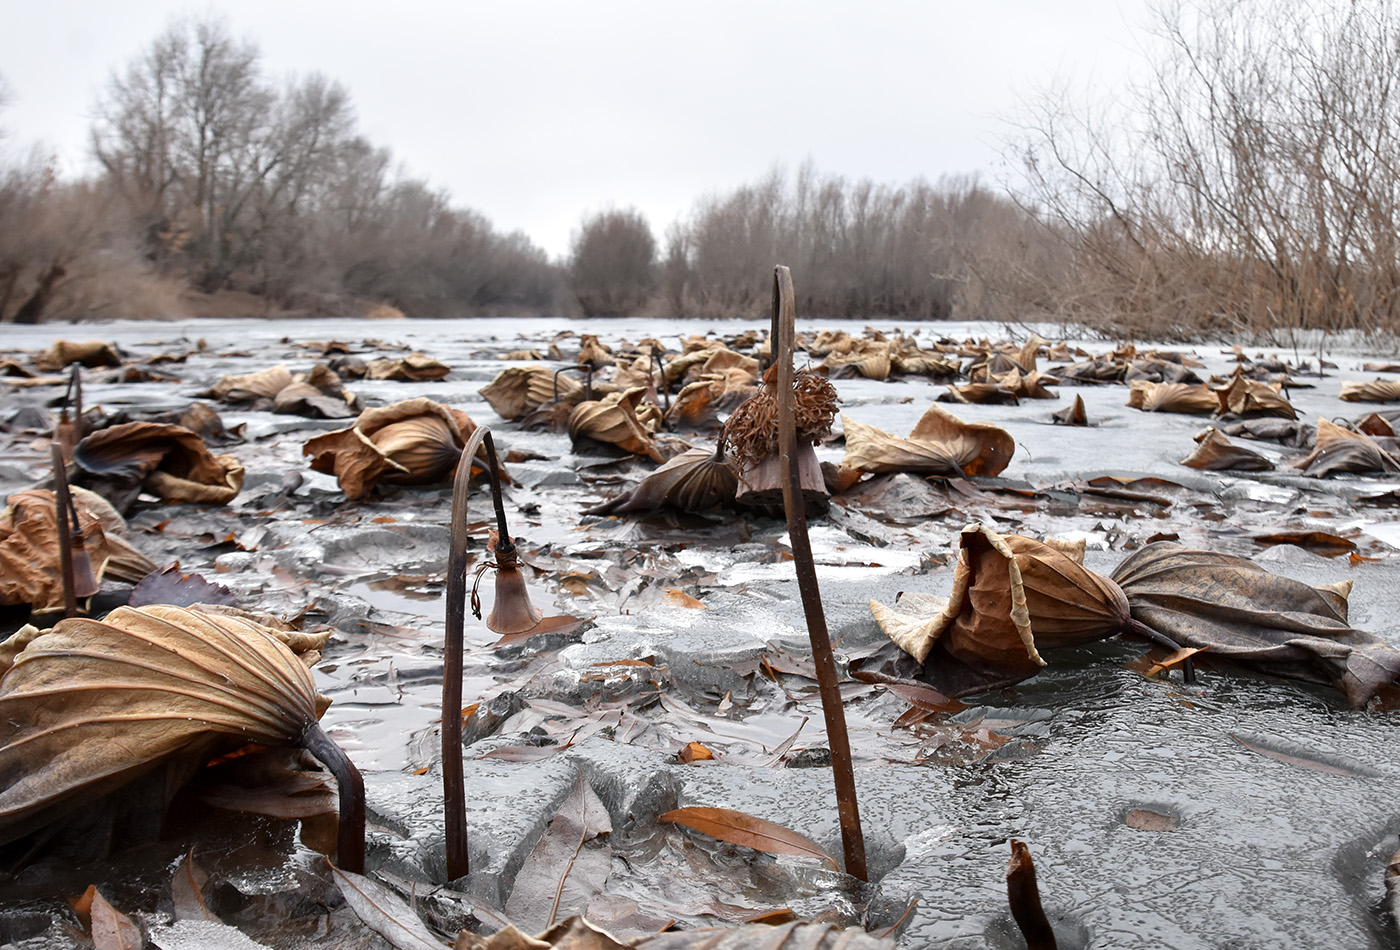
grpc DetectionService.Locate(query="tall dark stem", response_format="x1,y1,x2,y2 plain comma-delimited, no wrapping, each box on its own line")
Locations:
301,720,365,873
771,265,868,881
443,425,510,881
49,442,78,619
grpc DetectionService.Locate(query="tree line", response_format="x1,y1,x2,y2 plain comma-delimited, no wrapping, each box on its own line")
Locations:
6,1,1400,339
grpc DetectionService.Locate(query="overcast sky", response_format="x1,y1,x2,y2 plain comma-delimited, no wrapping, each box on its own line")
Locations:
0,1,1153,259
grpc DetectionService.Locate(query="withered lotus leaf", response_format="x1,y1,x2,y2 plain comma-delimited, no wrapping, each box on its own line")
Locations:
869,524,1131,696
480,365,584,420
842,404,1015,478
0,605,332,848
304,397,489,499
1215,376,1296,418
74,422,245,506
1127,381,1219,414
665,371,756,430
1294,418,1400,477
1051,394,1090,426
365,353,450,381
0,488,156,611
939,382,1021,406
1180,427,1275,471
1340,379,1400,403
585,445,737,515
34,340,123,372
1110,542,1400,707
568,387,665,462
204,364,295,403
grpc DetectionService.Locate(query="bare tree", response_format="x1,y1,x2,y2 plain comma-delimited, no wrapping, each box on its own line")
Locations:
569,208,657,317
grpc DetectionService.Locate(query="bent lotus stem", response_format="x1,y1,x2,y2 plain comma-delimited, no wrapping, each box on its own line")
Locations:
649,345,671,414
553,364,594,404
443,424,513,881
772,265,868,882
1126,617,1197,685
301,719,366,873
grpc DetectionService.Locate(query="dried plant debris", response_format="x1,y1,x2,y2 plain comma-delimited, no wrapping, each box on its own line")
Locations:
1214,375,1296,418
366,352,451,381
305,397,494,499
0,605,335,859
1111,542,1400,706
1180,427,1274,471
1340,379,1400,403
569,388,666,462
33,340,124,371
0,487,156,611
1127,381,1220,414
841,404,1015,478
720,367,838,472
1051,394,1089,426
868,524,1132,696
200,363,360,418
73,421,245,508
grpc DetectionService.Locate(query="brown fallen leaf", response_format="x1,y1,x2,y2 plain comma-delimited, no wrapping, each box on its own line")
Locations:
1214,375,1296,418
328,862,447,950
1253,530,1356,556
481,364,584,421
1230,733,1373,777
74,422,245,507
1122,808,1179,831
569,387,665,462
90,889,142,950
171,849,218,922
1340,379,1400,403
663,589,708,609
1051,394,1089,426
1127,380,1218,414
584,445,737,516
658,806,837,870
1180,427,1274,471
678,741,716,763
506,770,614,933
1294,417,1400,477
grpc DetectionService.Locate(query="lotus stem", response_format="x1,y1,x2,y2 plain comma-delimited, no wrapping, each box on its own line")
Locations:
772,265,867,882
1126,617,1197,684
301,720,365,873
443,424,512,881
1007,839,1058,950
49,442,78,619
650,345,670,414
553,364,594,404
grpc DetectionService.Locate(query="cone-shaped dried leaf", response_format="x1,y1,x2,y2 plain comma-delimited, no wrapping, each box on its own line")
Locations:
585,445,737,515
842,405,1014,478
869,524,1131,696
1127,381,1219,414
304,397,489,499
1294,418,1400,477
1110,542,1400,707
0,489,157,610
481,365,583,421
0,605,329,847
1051,394,1089,426
1216,376,1296,418
569,388,665,462
73,422,244,505
1181,427,1274,471
1340,379,1400,403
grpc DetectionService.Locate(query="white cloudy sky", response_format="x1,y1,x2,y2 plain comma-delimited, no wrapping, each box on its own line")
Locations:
0,1,1153,259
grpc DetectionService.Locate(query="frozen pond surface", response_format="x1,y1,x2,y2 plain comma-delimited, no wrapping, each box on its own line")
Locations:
2,316,1400,948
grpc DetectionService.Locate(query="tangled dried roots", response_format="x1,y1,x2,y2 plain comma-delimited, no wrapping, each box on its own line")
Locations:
720,367,839,471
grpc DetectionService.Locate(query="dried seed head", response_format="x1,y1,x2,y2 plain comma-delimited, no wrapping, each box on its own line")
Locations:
720,367,838,472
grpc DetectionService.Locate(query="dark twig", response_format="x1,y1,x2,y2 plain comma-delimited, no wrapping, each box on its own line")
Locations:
553,364,594,404
1007,839,1058,950
301,720,365,873
443,425,511,881
772,265,868,882
49,443,78,618
1127,617,1197,684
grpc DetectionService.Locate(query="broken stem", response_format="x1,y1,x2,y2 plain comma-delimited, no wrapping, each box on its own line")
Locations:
553,364,595,404
772,265,868,882
1007,839,1058,950
443,425,510,881
1126,617,1197,684
301,720,366,873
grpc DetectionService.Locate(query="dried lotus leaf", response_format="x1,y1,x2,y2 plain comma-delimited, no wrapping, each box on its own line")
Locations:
34,340,122,372
1051,394,1090,426
481,365,584,421
1110,542,1400,707
0,605,330,849
842,404,1014,478
73,422,244,507
1215,376,1296,418
1340,379,1400,403
272,380,357,419
1294,417,1400,477
585,445,737,515
365,353,449,381
0,489,157,611
1127,381,1219,414
568,388,665,462
304,397,492,499
206,364,295,403
1180,427,1274,471
869,524,1131,697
